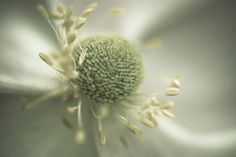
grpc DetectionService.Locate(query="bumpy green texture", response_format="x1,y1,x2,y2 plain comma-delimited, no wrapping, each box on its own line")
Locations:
74,34,143,103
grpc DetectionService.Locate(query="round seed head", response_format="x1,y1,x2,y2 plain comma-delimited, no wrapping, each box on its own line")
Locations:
74,34,143,103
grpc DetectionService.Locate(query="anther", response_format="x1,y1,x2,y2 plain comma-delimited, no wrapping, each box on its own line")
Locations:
37,4,49,20
164,87,180,96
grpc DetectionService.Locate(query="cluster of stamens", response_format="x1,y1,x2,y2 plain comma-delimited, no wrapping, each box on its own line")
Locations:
20,2,181,147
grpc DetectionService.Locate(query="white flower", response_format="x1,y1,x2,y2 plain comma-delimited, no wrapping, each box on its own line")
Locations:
1,0,236,157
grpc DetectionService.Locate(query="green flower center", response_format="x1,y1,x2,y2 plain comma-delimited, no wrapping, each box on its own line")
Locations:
74,34,143,103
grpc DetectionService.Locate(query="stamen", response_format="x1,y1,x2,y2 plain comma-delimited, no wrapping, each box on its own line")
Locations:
75,129,86,144
20,88,64,110
97,120,106,145
64,6,74,20
98,130,106,145
119,115,143,141
81,8,94,17
75,17,87,30
169,79,180,88
97,105,110,119
81,2,98,17
164,87,180,96
90,105,100,119
140,115,156,128
75,101,86,144
57,3,66,14
91,106,107,145
63,19,74,30
37,4,64,46
162,109,175,118
37,4,49,20
77,101,84,128
39,53,65,73
67,105,78,113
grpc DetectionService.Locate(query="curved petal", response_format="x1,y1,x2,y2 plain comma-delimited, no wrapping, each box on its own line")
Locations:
159,119,236,150
0,3,59,95
141,0,236,155
0,94,99,157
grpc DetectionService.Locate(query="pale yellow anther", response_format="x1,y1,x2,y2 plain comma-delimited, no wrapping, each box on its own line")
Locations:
64,6,74,20
67,106,78,113
98,130,106,145
39,53,53,67
75,130,86,144
37,4,49,20
75,17,87,30
50,13,63,19
170,79,180,88
164,87,180,96
57,3,66,14
63,19,74,28
126,122,143,141
162,109,175,118
81,8,94,17
140,116,156,128
97,105,110,119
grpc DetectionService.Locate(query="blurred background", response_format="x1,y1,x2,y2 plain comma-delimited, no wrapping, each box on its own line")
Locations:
0,0,236,157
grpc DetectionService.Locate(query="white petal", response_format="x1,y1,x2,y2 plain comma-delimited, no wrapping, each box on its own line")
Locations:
142,0,236,156
0,95,99,157
159,119,236,149
0,13,59,94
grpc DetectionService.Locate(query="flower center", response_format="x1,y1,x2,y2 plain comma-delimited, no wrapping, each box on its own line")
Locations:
74,34,143,103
